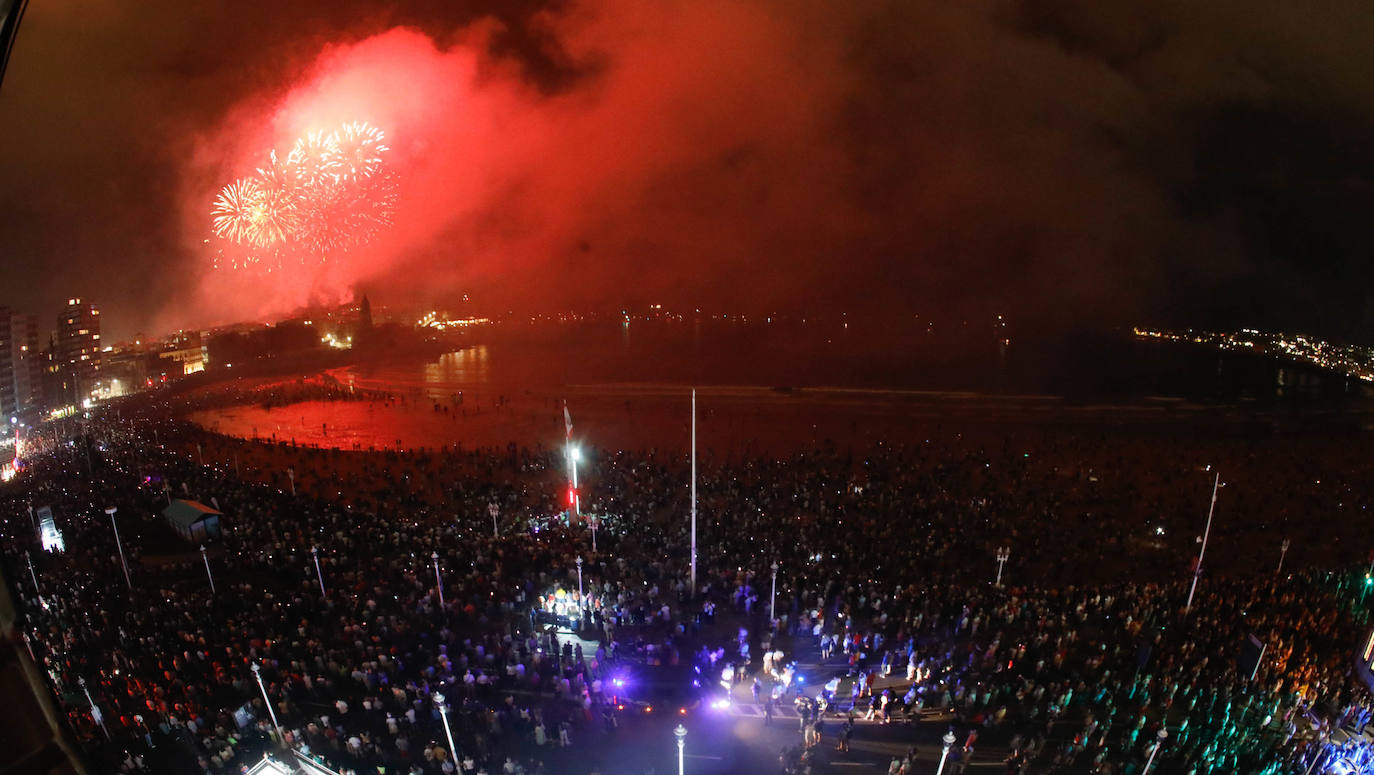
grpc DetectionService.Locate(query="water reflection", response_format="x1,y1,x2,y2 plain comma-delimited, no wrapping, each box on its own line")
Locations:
419,346,489,394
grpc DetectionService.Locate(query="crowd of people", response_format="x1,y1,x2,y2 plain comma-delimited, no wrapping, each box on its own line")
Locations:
3,388,1374,774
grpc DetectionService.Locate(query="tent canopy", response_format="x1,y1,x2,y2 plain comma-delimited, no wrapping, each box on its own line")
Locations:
163,499,222,541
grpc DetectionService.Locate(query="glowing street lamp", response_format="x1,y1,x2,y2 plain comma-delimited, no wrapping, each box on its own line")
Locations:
690,389,697,597
435,693,458,766
106,507,131,589
432,551,444,608
1142,729,1167,774
576,555,584,608
200,544,215,594
995,546,1010,587
78,677,110,739
674,724,687,775
770,562,779,622
1185,472,1220,610
312,547,326,596
251,663,284,743
936,730,956,775
1277,538,1291,575
25,551,43,607
488,501,499,539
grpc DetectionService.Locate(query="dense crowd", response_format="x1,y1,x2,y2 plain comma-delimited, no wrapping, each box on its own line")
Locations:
3,397,1374,774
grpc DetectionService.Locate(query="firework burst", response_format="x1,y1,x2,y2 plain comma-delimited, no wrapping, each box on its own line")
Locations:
330,122,388,183
209,122,398,269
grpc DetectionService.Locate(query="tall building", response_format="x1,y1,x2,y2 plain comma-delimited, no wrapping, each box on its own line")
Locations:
57,298,101,405
0,308,13,418
10,312,39,414
0,308,38,419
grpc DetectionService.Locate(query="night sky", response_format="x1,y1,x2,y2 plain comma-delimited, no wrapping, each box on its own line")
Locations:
2,0,1373,342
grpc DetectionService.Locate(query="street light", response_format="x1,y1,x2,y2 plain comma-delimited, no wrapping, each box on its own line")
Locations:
690,389,697,598
435,692,459,766
576,555,584,609
78,677,111,739
432,551,444,608
1278,538,1291,575
936,730,956,775
25,551,43,607
286,467,296,496
995,546,1010,587
674,724,687,775
1142,729,1167,774
105,507,131,589
1185,472,1221,610
488,502,499,539
200,544,215,594
590,513,598,553
312,547,326,596
770,562,779,622
251,663,284,743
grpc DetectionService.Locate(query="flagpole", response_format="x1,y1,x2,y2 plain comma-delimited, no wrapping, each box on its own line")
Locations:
690,388,697,598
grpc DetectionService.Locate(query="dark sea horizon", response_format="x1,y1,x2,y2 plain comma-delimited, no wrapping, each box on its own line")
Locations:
344,318,1370,408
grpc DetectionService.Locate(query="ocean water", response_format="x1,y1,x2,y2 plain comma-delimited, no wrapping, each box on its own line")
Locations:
191,319,1371,454
341,318,1367,405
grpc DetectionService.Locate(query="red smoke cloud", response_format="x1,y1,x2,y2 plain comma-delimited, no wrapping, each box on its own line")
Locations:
180,0,857,327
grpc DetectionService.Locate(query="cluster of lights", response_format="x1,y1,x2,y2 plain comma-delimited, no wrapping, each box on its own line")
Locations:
1134,326,1374,383
319,333,353,350
416,311,492,330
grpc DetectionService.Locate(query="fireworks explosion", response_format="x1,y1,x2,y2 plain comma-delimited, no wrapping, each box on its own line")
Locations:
210,122,397,271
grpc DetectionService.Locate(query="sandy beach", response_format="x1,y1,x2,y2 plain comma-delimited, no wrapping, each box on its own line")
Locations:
187,376,1317,460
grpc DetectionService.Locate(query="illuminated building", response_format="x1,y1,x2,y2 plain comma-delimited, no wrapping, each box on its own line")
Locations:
0,308,40,418
56,298,101,403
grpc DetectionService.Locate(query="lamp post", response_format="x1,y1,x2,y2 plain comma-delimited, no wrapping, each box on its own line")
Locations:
1185,472,1220,610
1277,538,1291,575
106,507,132,589
690,389,697,598
287,467,295,496
576,555,584,608
435,692,459,765
936,730,956,775
488,502,499,539
251,663,284,743
432,551,444,608
25,551,42,606
770,562,779,622
995,546,1010,587
312,547,326,596
78,677,110,739
200,544,215,594
1142,729,1167,774
674,724,687,775
590,513,598,553
196,442,203,466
